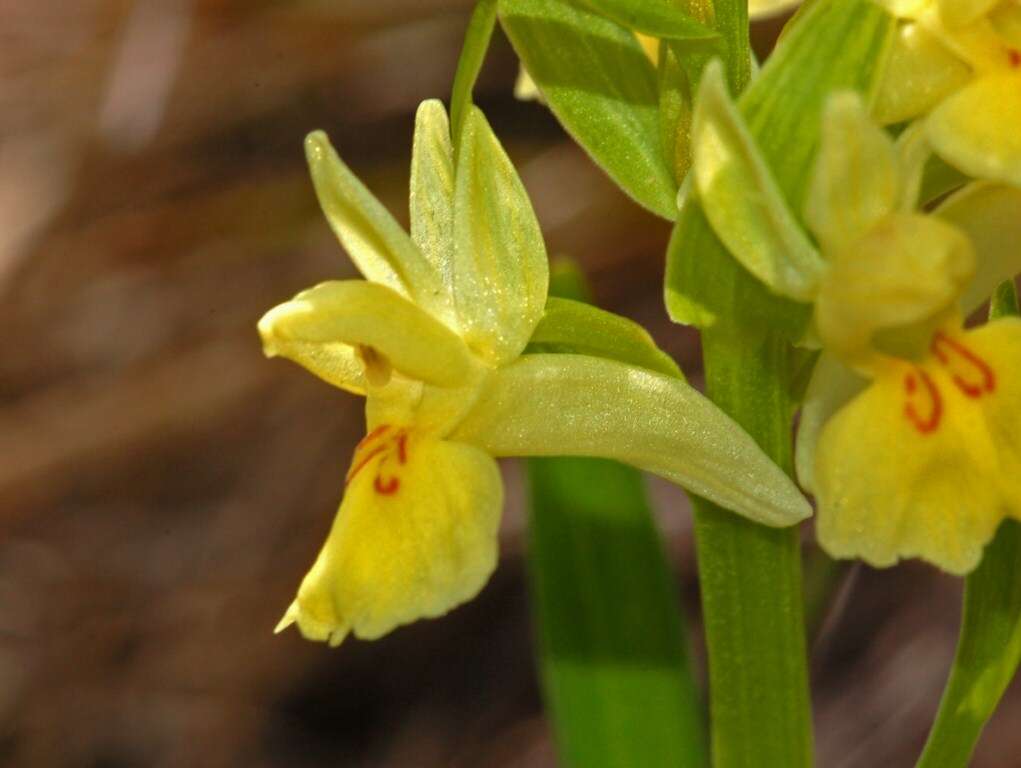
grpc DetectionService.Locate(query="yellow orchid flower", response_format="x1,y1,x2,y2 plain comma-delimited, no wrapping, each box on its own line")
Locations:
796,94,1021,574
874,0,1021,187
691,70,1021,573
260,100,811,646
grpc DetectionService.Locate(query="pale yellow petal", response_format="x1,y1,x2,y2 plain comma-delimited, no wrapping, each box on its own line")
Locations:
795,354,867,494
409,100,456,305
258,280,476,389
277,432,503,645
936,182,1021,315
938,0,1000,28
815,320,1021,574
814,213,974,362
453,107,549,364
928,74,1021,188
873,22,972,126
304,132,453,325
806,92,899,249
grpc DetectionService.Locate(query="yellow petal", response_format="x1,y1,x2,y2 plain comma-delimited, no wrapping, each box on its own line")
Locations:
928,74,1021,188
277,430,503,645
453,107,549,364
938,0,1000,28
814,320,1021,574
795,354,867,494
814,212,974,363
304,132,454,325
258,280,476,389
936,182,1021,315
806,92,899,249
873,22,972,126
514,65,543,102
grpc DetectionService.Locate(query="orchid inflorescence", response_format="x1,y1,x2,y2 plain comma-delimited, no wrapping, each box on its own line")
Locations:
256,0,1021,761
259,0,1021,650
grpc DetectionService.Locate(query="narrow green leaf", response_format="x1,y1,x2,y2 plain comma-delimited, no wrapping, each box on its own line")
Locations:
453,107,549,363
664,0,895,337
916,280,1021,768
526,264,706,768
498,0,678,219
528,458,708,768
572,0,716,40
451,0,498,151
526,297,683,378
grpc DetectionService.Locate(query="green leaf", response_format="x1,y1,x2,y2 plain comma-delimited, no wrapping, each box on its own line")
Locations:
526,297,683,378
451,0,498,151
453,106,549,363
916,280,1021,768
528,457,708,768
498,0,678,219
572,0,716,40
526,264,705,767
664,0,895,338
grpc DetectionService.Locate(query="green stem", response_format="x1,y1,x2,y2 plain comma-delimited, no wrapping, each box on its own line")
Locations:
693,328,813,767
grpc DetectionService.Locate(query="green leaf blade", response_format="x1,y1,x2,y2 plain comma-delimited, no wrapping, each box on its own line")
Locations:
451,0,498,151
572,0,716,40
499,0,678,220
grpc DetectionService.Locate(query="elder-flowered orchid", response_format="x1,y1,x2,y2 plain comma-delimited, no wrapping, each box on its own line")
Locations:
692,64,1021,573
874,0,1021,188
259,100,810,646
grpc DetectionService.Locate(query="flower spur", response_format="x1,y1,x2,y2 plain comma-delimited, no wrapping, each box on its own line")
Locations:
259,100,811,646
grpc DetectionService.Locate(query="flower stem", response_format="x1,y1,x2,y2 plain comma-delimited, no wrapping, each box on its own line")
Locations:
693,328,813,767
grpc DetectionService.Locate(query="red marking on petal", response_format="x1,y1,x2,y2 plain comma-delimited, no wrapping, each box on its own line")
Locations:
397,433,408,465
1009,48,1021,68
931,332,996,398
346,445,387,484
904,368,942,434
374,475,400,495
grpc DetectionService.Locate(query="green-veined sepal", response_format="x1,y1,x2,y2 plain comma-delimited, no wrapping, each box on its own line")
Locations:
693,60,824,301
453,106,549,364
304,131,455,325
409,101,456,301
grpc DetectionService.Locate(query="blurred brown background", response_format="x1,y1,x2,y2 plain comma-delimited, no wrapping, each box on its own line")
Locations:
2,1,1019,766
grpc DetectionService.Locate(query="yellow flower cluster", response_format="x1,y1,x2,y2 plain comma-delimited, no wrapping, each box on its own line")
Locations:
692,2,1021,574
